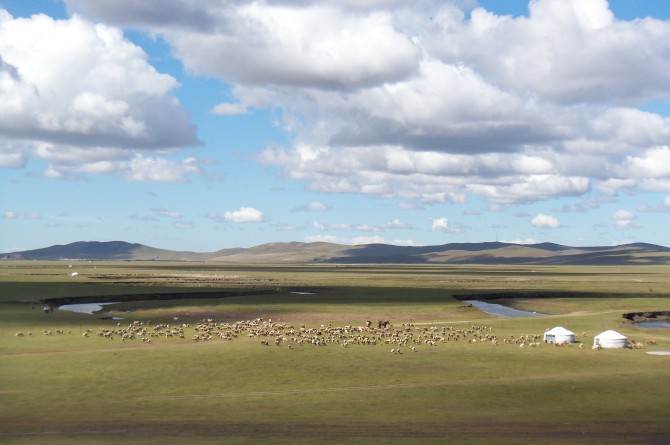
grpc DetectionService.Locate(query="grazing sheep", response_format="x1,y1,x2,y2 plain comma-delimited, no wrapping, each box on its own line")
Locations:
15,332,24,337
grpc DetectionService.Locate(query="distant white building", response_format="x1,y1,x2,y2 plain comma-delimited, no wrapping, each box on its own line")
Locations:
543,326,575,344
593,330,628,349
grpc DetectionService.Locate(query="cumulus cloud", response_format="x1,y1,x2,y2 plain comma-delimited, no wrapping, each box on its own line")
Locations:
431,217,463,233
0,9,200,181
222,207,265,223
0,149,26,169
35,149,203,183
613,209,636,229
49,1,670,203
531,213,561,229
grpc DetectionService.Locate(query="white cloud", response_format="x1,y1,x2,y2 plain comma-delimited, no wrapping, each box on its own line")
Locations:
0,151,25,168
3,211,41,220
398,201,422,210
381,218,412,229
36,1,670,206
427,0,670,105
531,213,560,229
170,4,419,90
613,209,634,221
292,201,329,212
211,102,249,116
121,155,202,183
308,218,412,233
304,234,415,246
31,151,202,183
613,209,636,230
223,207,265,223
0,10,199,179
304,234,342,244
152,208,182,218
502,238,539,245
431,217,463,233
351,235,386,245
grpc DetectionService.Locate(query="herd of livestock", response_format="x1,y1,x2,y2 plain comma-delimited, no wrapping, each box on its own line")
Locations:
15,317,577,353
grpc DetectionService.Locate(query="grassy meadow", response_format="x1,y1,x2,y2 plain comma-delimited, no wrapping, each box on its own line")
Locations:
1,261,669,444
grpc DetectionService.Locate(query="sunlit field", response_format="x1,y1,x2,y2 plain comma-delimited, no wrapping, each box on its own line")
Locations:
1,261,669,444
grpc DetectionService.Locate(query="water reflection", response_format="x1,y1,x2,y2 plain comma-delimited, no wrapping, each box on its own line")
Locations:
58,302,118,314
465,300,544,318
635,321,670,329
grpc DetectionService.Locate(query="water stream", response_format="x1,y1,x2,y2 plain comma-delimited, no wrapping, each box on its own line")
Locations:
465,300,544,318
634,321,670,329
58,302,118,314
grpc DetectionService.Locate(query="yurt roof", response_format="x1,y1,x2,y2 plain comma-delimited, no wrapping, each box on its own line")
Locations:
545,326,574,336
594,330,627,340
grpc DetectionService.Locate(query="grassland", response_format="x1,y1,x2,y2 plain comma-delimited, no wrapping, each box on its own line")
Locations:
1,261,669,444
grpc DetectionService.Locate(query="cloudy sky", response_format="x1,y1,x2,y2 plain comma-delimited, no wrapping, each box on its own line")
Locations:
1,0,670,253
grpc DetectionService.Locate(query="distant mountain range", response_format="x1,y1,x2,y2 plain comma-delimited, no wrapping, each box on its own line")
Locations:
2,240,670,265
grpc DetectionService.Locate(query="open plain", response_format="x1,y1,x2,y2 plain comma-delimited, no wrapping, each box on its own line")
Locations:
1,261,669,444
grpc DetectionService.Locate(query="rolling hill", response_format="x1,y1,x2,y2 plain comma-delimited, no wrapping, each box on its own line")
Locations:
2,240,670,265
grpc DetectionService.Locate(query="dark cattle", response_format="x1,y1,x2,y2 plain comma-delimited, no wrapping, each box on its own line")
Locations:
378,320,390,329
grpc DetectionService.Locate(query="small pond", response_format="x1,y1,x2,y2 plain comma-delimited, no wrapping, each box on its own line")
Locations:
635,321,670,329
465,300,544,318
58,302,118,315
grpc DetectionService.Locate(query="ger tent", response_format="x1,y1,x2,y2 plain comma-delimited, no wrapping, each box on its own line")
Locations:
593,330,628,349
543,326,575,344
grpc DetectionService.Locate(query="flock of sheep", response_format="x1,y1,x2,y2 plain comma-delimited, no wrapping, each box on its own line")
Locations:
14,318,600,353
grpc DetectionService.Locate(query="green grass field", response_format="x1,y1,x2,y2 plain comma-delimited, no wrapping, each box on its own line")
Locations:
1,261,669,444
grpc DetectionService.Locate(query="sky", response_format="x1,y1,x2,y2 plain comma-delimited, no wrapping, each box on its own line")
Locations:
1,0,670,253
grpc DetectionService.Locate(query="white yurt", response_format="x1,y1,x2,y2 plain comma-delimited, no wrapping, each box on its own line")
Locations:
543,326,575,344
593,330,628,349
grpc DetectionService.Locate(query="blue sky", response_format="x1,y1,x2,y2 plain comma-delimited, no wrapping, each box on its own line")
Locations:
1,0,670,253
